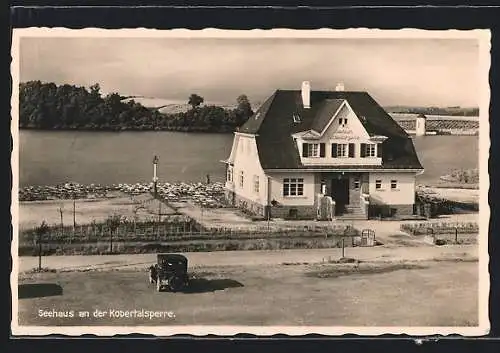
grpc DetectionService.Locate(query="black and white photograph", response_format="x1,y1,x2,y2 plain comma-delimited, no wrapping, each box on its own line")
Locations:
10,28,490,336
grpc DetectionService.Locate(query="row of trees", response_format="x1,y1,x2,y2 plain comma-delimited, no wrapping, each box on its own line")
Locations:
19,81,254,132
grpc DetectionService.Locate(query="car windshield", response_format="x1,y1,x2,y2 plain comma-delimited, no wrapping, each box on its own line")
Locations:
158,256,186,270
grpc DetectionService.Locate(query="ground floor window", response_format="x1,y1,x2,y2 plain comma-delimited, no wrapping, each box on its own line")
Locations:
253,175,260,194
283,178,304,196
391,179,398,190
239,171,244,188
375,179,382,189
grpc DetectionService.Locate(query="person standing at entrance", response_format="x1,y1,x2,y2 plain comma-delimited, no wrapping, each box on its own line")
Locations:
321,180,327,195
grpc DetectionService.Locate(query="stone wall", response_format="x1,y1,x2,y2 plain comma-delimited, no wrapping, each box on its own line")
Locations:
227,188,318,220
390,204,415,216
233,193,265,217
369,203,414,218
269,205,317,220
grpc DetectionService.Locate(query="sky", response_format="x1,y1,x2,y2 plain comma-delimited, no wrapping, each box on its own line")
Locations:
19,36,480,107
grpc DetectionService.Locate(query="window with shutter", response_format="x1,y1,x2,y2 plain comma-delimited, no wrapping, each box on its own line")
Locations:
348,143,355,158
336,144,348,158
319,143,325,157
331,143,338,158
360,143,366,157
302,143,320,158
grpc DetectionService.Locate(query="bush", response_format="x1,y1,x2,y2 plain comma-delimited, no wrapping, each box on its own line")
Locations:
400,221,479,236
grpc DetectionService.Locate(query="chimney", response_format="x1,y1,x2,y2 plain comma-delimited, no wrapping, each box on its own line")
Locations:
335,82,345,91
301,81,311,109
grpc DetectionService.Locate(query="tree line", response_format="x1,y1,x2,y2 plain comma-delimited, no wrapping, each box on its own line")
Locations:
19,81,254,132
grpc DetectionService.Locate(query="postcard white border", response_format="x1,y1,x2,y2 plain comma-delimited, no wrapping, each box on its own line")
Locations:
10,28,491,337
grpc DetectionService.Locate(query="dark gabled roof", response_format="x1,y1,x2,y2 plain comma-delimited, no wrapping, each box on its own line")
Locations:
238,89,423,170
310,99,345,133
238,91,277,134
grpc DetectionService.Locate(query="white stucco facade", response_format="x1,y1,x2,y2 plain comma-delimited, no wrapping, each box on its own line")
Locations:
368,172,416,205
267,172,316,206
225,133,267,207
223,86,423,218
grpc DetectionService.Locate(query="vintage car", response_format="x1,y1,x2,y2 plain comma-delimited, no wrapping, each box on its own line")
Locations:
152,253,189,292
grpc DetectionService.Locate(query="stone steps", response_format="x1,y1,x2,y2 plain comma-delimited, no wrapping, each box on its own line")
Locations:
336,214,367,220
338,204,367,220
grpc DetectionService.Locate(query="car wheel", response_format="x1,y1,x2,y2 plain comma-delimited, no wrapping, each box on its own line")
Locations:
168,275,184,292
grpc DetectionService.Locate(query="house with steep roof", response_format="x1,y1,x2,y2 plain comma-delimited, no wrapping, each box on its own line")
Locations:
221,81,424,220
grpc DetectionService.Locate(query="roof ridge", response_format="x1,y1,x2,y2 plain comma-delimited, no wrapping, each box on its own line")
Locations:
238,90,278,134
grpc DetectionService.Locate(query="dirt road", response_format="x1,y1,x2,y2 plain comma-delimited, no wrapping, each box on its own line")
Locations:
17,244,478,273
17,259,478,327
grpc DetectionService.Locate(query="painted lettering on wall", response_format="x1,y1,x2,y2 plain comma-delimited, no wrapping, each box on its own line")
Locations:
331,127,359,141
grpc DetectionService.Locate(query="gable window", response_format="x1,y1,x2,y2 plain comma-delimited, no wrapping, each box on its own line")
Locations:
391,180,398,190
339,117,348,126
338,144,348,157
253,175,260,194
332,143,355,158
283,178,304,197
331,143,348,158
302,143,325,158
227,166,233,183
375,179,382,190
239,171,244,188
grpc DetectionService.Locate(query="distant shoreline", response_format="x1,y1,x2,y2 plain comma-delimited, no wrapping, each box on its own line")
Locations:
19,126,235,133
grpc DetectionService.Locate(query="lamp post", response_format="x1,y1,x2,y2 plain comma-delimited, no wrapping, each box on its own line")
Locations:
152,155,159,199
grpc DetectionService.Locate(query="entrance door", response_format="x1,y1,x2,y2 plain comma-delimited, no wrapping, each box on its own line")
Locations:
331,178,350,215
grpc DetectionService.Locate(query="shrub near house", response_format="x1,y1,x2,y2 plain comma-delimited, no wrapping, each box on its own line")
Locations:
222,82,424,220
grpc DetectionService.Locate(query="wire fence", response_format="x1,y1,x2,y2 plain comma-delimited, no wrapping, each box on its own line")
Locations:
20,219,360,245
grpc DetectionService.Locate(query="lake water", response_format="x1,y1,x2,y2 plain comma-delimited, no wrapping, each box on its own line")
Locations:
18,131,479,187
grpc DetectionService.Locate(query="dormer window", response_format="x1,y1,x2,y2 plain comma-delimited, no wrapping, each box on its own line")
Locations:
305,143,319,157
302,142,325,158
366,144,376,157
292,113,301,123
360,143,383,158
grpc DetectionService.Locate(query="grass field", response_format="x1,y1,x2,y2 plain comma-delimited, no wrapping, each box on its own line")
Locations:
17,258,478,327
